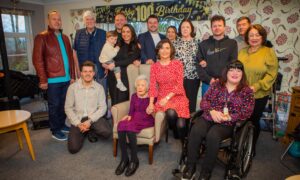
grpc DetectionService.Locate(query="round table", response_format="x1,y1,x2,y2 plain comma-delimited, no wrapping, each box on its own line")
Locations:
0,110,35,160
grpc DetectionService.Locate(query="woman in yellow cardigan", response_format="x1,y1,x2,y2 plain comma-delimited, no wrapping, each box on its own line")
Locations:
238,24,278,156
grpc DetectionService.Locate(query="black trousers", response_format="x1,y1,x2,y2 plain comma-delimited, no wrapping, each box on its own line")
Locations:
184,79,200,113
118,131,138,162
166,109,188,143
187,117,233,172
107,68,129,106
68,118,111,154
250,95,269,152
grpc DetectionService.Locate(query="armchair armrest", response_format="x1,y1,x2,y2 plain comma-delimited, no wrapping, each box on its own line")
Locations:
154,111,166,143
111,101,130,127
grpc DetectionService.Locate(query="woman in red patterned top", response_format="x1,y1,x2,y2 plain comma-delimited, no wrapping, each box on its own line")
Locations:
147,39,190,144
182,60,254,180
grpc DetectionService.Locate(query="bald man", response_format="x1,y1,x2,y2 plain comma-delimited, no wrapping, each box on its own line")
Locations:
33,10,75,141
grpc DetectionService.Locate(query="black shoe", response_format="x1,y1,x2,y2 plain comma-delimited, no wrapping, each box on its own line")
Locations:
125,161,139,177
115,159,129,175
87,132,98,143
182,165,196,179
199,170,211,180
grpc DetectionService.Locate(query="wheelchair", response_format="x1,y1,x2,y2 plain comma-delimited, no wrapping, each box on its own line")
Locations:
172,111,255,180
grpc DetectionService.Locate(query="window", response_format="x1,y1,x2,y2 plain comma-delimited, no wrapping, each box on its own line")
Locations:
0,11,34,74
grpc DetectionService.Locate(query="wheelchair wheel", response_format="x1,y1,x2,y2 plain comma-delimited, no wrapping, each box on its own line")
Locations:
236,121,254,177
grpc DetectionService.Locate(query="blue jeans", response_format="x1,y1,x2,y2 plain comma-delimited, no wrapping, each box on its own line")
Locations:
201,82,210,97
47,81,69,134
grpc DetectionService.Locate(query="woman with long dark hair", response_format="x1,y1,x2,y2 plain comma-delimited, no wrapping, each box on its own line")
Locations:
105,24,140,106
182,60,254,180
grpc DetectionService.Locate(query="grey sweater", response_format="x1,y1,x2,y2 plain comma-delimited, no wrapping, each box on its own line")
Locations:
65,79,107,126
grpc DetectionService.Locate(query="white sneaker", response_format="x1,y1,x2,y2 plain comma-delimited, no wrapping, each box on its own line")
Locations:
116,82,127,91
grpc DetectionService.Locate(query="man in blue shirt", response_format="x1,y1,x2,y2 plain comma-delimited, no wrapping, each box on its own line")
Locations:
73,10,106,90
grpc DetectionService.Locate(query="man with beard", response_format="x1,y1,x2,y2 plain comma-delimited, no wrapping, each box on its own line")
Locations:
138,14,166,64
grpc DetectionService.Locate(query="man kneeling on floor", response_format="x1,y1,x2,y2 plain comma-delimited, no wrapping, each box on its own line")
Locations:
65,60,111,154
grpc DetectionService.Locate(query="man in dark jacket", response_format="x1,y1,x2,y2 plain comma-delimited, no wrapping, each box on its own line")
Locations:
32,10,75,141
138,14,166,64
197,15,238,96
73,10,106,87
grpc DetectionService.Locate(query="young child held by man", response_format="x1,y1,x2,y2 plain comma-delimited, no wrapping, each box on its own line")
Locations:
99,31,127,91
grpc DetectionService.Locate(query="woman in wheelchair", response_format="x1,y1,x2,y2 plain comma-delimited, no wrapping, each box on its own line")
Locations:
182,60,254,180
147,39,190,144
115,75,154,176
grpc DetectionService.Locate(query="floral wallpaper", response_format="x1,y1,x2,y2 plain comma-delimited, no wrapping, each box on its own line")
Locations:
194,0,300,93
70,0,300,93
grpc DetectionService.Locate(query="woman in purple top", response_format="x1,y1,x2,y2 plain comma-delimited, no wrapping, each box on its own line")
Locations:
115,75,154,177
182,60,255,180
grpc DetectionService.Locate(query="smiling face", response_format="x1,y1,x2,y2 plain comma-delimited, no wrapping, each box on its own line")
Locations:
158,42,172,60
147,17,159,33
237,19,251,37
211,20,225,37
167,27,176,41
248,28,263,48
136,79,148,97
114,14,127,32
181,21,192,38
84,15,96,29
81,66,95,83
227,68,243,85
121,26,132,44
48,12,62,31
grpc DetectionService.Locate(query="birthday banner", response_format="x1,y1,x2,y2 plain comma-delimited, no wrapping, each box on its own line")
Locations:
95,0,211,23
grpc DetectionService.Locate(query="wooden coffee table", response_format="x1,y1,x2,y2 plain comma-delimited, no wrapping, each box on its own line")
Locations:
0,110,35,160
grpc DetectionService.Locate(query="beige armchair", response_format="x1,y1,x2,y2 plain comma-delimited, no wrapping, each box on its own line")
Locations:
111,64,167,164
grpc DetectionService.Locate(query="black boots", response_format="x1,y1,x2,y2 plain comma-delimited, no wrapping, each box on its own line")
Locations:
182,164,196,179
115,159,129,175
115,160,139,176
125,160,139,176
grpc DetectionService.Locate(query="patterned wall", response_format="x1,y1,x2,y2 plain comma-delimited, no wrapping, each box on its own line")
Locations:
70,0,300,93
194,0,300,93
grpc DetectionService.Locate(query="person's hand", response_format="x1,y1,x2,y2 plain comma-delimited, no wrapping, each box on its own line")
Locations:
250,86,256,92
121,115,132,121
104,69,108,77
39,83,48,90
102,63,109,70
107,63,115,71
210,110,225,123
199,60,207,68
78,123,89,133
146,59,155,65
82,120,91,130
209,78,216,85
70,79,75,84
146,103,155,114
133,60,141,67
159,97,168,107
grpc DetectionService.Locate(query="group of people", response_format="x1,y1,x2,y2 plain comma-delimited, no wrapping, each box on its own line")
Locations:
32,9,278,179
